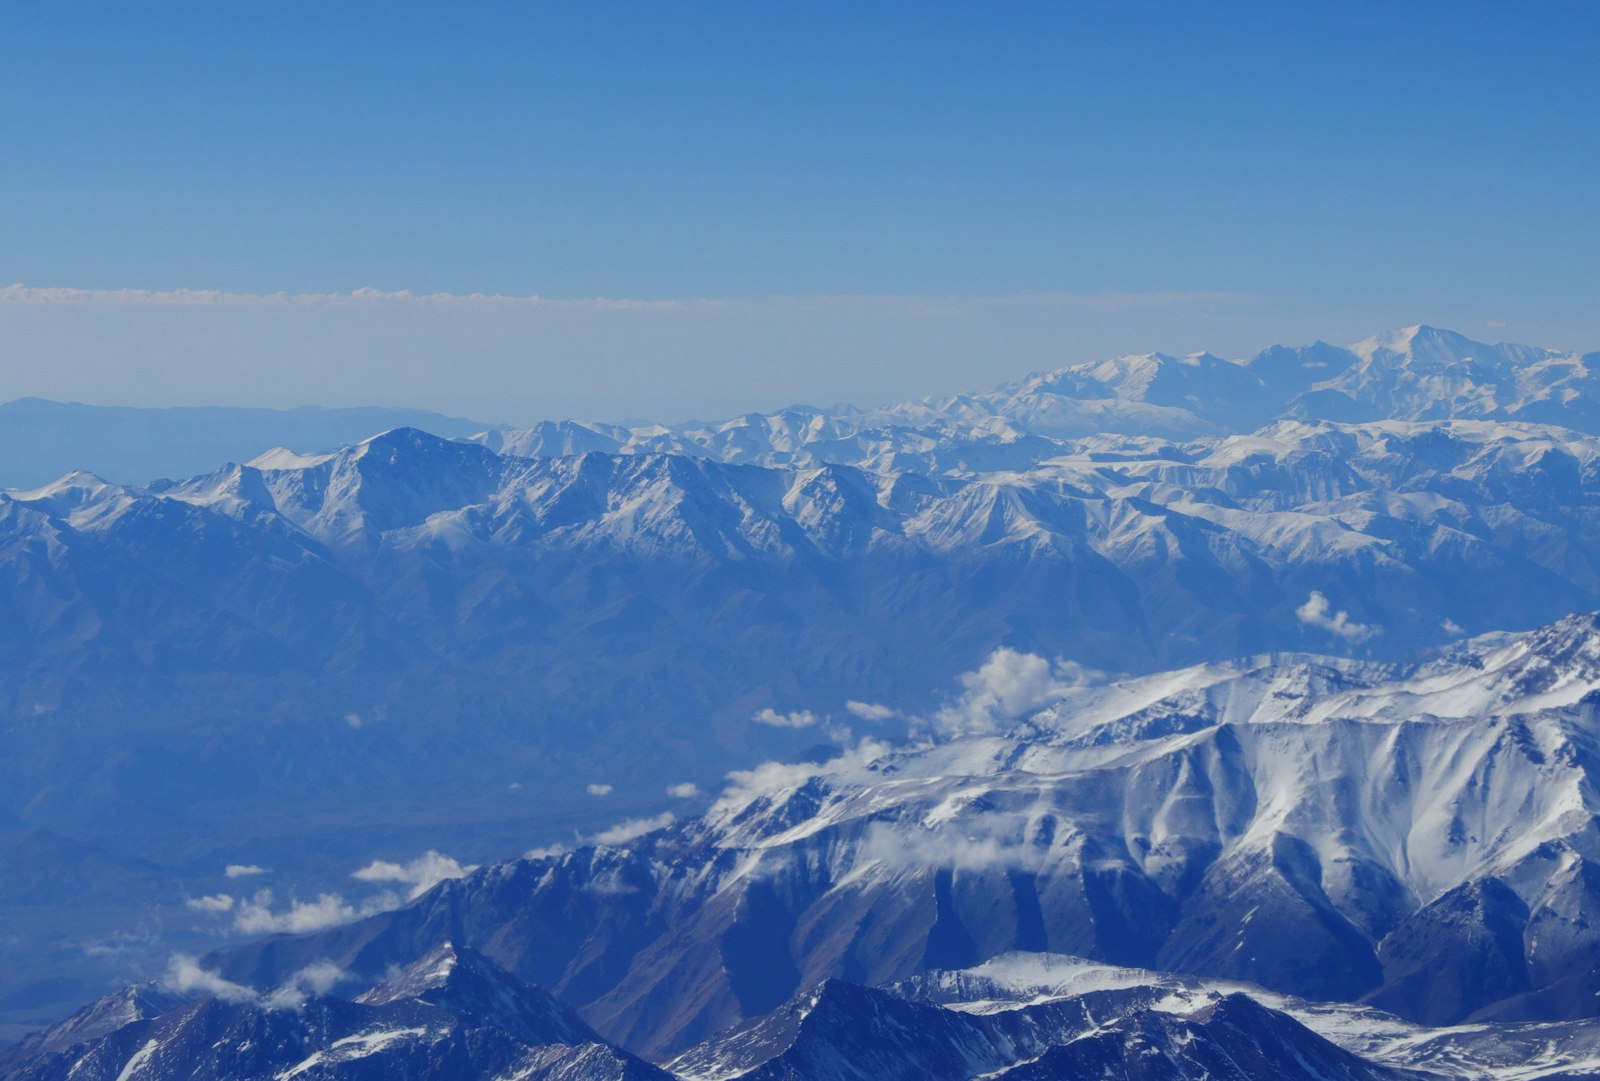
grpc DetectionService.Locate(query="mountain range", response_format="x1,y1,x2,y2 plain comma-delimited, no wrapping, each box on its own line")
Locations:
0,399,498,490
8,324,1600,1072
13,609,1600,1076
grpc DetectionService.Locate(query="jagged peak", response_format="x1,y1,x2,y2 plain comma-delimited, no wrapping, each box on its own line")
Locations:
359,940,482,1003
356,942,592,1046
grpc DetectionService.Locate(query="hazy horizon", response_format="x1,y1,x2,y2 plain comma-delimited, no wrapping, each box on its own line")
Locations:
7,2,1598,423
3,290,1590,425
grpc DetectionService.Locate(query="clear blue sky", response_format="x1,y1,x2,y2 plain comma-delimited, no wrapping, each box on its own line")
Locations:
3,2,1599,420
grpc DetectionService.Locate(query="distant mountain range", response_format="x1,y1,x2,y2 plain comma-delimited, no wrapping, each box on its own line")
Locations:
8,324,1599,489
0,398,499,489
9,324,1600,1071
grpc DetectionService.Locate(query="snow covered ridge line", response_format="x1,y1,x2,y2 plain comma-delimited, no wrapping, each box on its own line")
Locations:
9,415,1600,673
0,944,673,1081
182,609,1600,1061
13,946,1599,1078
473,323,1600,462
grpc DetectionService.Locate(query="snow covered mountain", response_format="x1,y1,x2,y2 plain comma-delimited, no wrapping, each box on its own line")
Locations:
7,415,1600,881
19,943,1600,1078
890,952,1600,1080
667,974,1420,1081
0,398,497,490
0,944,668,1081
186,611,1600,1068
9,323,1600,1056
474,325,1600,469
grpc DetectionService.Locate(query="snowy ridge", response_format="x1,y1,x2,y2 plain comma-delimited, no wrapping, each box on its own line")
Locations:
897,952,1600,1081
0,946,668,1081
184,611,1600,1067
470,325,1600,469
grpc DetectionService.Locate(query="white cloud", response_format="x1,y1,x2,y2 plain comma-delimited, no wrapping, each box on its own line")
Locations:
344,712,364,729
717,760,824,808
752,707,820,729
350,850,478,900
0,283,1243,312
163,955,349,1011
593,812,676,846
712,737,896,818
225,864,269,879
1442,617,1465,636
933,648,1099,737
280,960,348,997
666,782,701,798
586,783,614,797
1296,591,1380,643
232,889,403,935
164,955,259,1003
522,842,571,860
857,817,1048,875
580,868,640,896
230,853,479,936
186,893,236,913
845,700,898,722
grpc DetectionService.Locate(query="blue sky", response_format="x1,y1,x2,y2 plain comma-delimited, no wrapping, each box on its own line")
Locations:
4,2,1598,420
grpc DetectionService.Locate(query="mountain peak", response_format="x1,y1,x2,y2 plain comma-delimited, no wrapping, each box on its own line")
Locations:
359,940,480,1002
1352,323,1494,363
359,943,597,1047
246,445,336,471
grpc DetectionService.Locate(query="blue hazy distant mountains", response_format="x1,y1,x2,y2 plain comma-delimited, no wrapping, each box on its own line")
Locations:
0,398,499,489
471,324,1600,464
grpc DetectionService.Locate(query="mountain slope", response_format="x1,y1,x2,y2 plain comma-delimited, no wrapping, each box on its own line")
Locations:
668,978,1422,1081
7,416,1600,874
198,612,1600,1058
0,944,669,1081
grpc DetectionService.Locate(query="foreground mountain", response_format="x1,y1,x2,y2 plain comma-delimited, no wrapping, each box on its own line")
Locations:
0,944,668,1081
193,611,1600,1062
668,976,1420,1081
890,952,1600,1080
16,945,1600,1078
